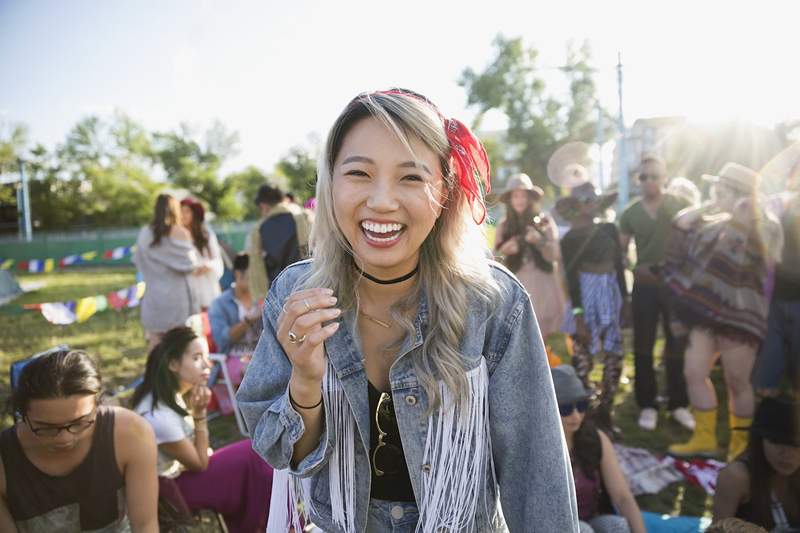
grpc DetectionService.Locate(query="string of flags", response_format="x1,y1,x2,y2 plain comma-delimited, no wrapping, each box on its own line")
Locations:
21,281,146,325
0,245,136,273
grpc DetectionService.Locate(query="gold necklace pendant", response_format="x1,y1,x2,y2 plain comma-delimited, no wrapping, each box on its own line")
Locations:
359,310,392,329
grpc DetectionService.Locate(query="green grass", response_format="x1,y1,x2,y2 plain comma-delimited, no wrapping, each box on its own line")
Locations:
2,267,726,518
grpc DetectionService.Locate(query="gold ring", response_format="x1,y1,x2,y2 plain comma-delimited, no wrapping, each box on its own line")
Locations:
288,331,306,344
282,302,290,314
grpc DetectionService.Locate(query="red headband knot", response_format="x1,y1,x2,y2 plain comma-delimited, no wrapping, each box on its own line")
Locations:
374,89,491,224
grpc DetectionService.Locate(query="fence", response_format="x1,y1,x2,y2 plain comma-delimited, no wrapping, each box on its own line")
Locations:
0,221,254,266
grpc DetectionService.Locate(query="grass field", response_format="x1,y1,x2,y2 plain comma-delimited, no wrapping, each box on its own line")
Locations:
0,265,731,518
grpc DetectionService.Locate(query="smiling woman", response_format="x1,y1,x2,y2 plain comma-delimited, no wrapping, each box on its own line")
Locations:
237,88,579,533
0,349,158,533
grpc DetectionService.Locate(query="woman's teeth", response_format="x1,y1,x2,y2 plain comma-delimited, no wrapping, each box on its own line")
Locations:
361,221,404,243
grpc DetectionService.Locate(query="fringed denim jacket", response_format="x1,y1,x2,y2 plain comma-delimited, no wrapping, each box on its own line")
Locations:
237,260,579,532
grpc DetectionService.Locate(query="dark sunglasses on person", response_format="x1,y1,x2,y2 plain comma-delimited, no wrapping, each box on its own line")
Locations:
558,400,589,417
638,173,661,182
372,392,404,477
25,409,97,438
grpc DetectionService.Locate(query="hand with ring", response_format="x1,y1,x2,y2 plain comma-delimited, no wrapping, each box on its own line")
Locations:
277,287,341,385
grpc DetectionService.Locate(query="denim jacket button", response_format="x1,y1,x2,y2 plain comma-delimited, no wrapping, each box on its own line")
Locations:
405,395,417,406
391,505,404,519
421,463,431,473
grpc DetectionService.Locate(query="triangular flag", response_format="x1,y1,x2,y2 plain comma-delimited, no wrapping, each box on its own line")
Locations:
94,294,108,312
75,296,97,323
136,281,146,299
103,249,114,259
0,259,13,270
41,301,77,325
44,259,55,272
112,247,127,260
28,260,43,273
108,290,127,310
60,254,79,267
80,251,97,261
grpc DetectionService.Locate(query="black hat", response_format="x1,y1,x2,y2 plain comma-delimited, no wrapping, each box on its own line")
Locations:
748,398,800,447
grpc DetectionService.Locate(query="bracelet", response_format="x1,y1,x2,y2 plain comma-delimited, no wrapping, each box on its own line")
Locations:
572,307,584,316
289,388,323,410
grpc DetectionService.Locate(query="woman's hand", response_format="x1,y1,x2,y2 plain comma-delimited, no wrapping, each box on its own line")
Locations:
524,226,542,246
499,238,520,256
278,288,341,387
187,385,211,418
193,264,211,276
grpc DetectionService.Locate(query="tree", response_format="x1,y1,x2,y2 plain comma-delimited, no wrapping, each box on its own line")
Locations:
224,166,279,220
460,36,612,191
275,146,317,202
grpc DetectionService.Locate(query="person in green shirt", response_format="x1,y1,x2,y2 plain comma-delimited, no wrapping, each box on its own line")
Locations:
618,154,694,432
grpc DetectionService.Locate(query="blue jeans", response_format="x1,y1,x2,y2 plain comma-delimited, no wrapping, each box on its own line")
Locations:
752,299,800,391
365,500,420,533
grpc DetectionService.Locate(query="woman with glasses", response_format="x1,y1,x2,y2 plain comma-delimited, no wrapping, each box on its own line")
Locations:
552,365,646,533
0,349,158,532
237,89,578,532
132,326,273,533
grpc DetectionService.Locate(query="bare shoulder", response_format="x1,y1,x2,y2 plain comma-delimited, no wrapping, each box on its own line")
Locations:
718,460,750,486
113,408,155,462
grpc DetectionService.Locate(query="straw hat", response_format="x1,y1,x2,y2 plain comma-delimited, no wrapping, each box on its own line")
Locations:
702,162,760,194
492,173,544,204
554,182,618,221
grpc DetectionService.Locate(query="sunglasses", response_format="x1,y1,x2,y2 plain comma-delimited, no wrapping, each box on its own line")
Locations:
372,392,403,477
638,174,662,182
26,409,97,438
558,400,589,417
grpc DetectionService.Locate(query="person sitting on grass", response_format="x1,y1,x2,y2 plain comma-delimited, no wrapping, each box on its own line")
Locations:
209,253,263,356
713,397,800,531
131,326,273,533
552,364,646,533
1,349,158,532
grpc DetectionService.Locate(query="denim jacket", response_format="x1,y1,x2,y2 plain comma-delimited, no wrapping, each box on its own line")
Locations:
237,260,579,532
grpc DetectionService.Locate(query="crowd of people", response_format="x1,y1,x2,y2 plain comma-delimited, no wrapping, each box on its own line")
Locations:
2,87,799,533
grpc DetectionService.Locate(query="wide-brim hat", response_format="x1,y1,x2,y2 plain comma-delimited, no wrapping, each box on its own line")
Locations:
551,365,590,405
490,173,544,204
555,182,617,221
738,398,800,447
702,162,760,194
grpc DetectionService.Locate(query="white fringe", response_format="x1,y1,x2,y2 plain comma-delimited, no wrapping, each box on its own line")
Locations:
266,359,495,533
416,359,496,532
265,361,357,533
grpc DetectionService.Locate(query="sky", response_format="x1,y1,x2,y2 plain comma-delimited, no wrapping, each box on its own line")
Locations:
1,0,798,175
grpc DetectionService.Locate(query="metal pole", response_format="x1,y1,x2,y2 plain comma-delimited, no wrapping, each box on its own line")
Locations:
616,52,628,210
595,101,605,191
18,158,32,242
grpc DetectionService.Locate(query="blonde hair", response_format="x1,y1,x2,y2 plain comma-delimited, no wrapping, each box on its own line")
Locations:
301,90,500,409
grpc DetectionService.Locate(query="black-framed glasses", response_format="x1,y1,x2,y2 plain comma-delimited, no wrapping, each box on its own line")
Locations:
559,400,589,417
372,392,403,477
638,173,661,182
26,410,97,438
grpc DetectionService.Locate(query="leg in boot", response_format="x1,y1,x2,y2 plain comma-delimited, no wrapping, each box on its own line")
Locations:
570,337,595,393
727,414,752,462
669,408,719,457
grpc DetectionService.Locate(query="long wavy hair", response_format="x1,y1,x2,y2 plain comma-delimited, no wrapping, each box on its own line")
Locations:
150,193,181,247
181,198,210,254
572,413,603,480
498,198,553,273
300,90,501,409
131,326,199,417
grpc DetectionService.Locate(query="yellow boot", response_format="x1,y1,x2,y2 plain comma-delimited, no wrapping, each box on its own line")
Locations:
669,408,718,457
727,414,752,462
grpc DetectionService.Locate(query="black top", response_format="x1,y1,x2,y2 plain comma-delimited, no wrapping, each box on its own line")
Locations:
259,213,300,285
368,382,415,502
560,222,627,308
774,208,800,301
0,407,129,530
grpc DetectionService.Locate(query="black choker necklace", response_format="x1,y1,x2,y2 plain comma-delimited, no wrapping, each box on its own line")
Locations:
355,264,419,285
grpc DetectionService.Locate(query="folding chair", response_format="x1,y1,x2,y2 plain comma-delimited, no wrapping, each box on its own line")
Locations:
208,353,248,437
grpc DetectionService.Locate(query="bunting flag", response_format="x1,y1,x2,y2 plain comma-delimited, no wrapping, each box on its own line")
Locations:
27,282,147,325
1,245,135,273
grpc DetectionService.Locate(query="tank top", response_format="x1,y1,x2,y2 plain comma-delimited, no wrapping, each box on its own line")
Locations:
368,381,415,502
573,462,600,521
0,407,131,532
